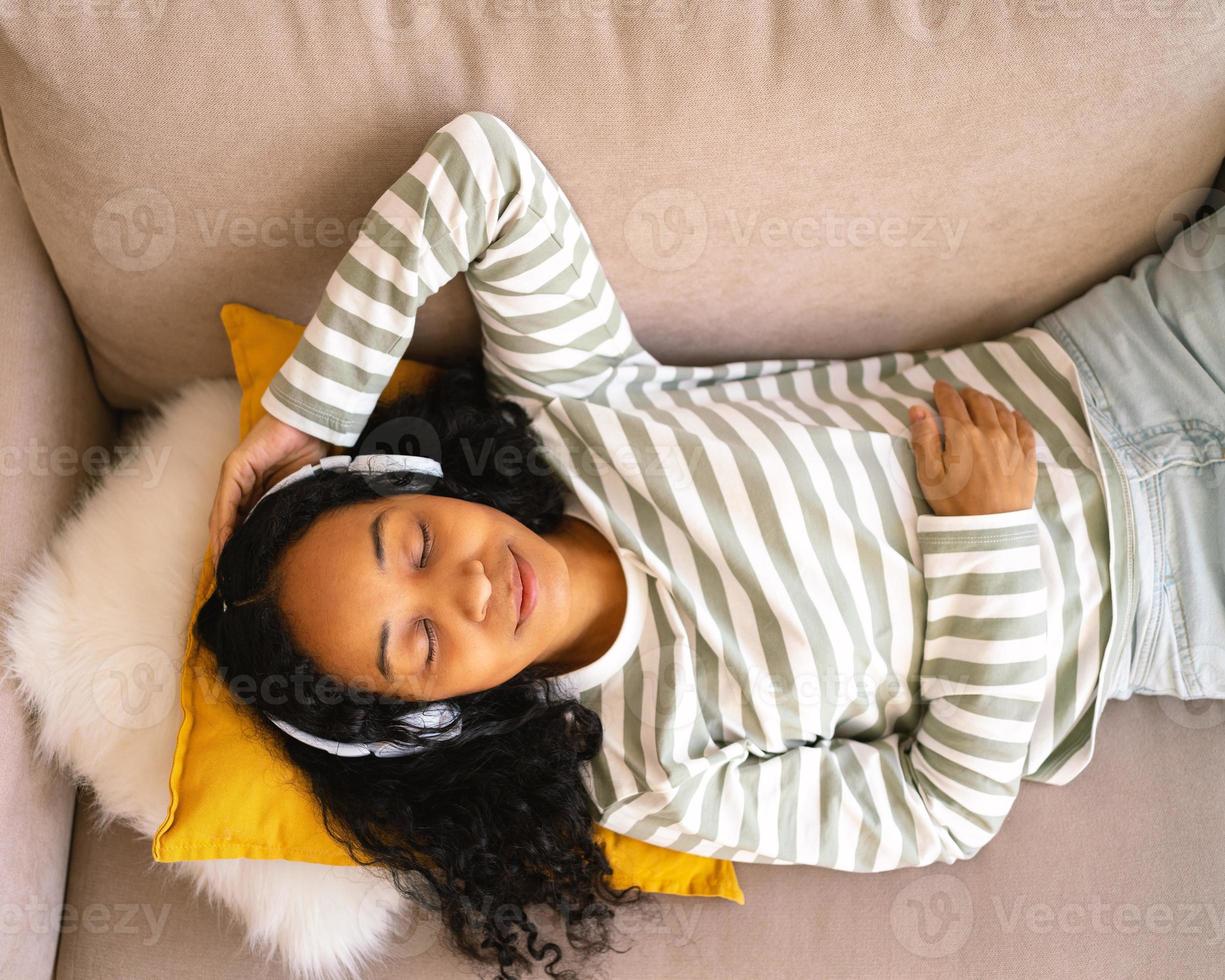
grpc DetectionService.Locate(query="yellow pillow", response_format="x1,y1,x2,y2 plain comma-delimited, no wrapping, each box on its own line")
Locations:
152,302,744,906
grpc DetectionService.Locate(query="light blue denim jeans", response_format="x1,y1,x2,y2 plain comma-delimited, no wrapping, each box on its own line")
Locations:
1036,201,1225,701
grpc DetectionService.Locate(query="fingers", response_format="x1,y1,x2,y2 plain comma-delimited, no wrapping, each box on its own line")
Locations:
209,456,255,571
907,403,944,483
961,387,1001,429
209,473,237,571
1015,410,1037,460
935,380,1018,432
990,395,1018,440
932,379,971,426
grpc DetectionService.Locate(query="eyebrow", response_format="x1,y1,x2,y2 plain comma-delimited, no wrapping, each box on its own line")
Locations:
372,509,392,681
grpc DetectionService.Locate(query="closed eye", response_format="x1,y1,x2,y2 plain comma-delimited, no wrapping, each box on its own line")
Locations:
418,520,437,665
419,521,433,567
371,510,439,679
373,508,391,680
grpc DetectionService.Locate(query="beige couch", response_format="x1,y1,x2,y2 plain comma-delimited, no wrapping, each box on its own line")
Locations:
3,8,1225,977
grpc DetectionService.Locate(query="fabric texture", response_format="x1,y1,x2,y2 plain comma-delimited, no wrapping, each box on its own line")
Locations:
262,112,1127,870
152,301,744,906
2,379,426,977
0,142,118,980
1036,203,1225,703
5,11,1224,410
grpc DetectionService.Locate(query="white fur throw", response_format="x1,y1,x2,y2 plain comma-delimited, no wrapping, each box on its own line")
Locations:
0,380,432,979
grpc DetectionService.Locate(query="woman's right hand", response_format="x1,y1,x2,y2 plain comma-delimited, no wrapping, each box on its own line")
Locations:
908,380,1038,518
208,413,330,569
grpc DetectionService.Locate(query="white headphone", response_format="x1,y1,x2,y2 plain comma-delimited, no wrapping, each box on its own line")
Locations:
266,702,461,758
242,452,443,525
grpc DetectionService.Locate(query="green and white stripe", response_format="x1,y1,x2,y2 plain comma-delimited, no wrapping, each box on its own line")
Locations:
263,111,1118,868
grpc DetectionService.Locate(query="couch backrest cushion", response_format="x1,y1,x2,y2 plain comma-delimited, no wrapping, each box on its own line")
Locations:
1,7,1223,408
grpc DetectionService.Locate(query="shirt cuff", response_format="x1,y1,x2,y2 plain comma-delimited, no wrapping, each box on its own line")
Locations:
915,506,1039,533
259,386,361,448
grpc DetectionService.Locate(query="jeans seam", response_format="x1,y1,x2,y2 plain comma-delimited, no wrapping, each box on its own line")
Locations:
1040,313,1225,703
1129,423,1225,484
1040,314,1108,411
1168,585,1203,699
1138,454,1225,483
1135,465,1219,700
1129,483,1164,692
1160,462,1224,699
1041,315,1225,478
1127,417,1225,440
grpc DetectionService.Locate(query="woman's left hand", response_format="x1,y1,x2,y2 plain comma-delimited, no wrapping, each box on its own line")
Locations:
208,413,330,569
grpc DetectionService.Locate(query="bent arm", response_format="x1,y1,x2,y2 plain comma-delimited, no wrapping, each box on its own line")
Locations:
262,110,641,446
599,508,1049,869
261,112,524,445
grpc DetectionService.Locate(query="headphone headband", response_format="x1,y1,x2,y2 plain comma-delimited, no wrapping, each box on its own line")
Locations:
243,452,443,524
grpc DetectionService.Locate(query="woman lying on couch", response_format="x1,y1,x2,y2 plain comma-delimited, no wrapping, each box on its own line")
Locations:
200,111,1225,979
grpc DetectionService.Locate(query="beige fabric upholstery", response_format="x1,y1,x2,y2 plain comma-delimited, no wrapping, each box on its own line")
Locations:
1,10,1223,410
0,6,1222,978
56,695,1225,976
0,121,117,979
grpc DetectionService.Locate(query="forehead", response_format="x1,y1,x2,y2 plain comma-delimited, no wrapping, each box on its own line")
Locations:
278,492,454,580
272,499,399,672
277,503,369,599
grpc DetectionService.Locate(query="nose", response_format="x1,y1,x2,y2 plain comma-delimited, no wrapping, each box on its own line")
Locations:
396,555,491,626
447,557,491,623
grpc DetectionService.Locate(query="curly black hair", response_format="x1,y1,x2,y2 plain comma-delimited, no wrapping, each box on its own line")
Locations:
193,362,648,978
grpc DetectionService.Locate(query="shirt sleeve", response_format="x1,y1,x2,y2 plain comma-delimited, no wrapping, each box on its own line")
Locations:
261,110,649,447
596,507,1050,870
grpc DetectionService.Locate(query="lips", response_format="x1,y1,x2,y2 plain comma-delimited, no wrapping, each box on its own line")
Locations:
510,546,537,632
510,547,522,627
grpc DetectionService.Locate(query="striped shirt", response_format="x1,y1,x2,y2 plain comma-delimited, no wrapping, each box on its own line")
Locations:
260,111,1134,868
